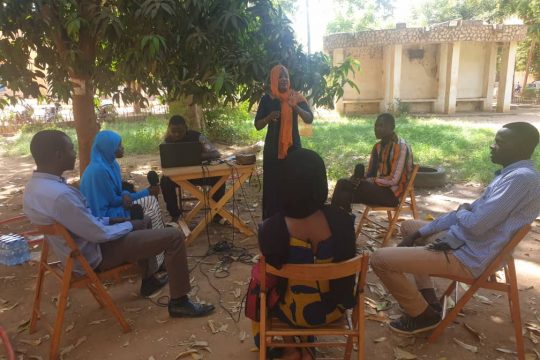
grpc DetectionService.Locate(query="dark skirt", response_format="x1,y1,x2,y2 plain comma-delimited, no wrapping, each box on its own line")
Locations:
262,158,285,220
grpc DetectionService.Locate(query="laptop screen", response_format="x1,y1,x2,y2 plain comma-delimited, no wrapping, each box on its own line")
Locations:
159,142,203,168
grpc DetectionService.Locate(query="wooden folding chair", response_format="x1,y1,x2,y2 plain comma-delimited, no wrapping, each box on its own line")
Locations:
29,223,136,360
428,224,532,360
355,164,420,247
0,214,44,245
259,253,370,360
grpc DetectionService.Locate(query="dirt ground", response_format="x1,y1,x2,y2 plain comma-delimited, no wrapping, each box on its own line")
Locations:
1,114,540,359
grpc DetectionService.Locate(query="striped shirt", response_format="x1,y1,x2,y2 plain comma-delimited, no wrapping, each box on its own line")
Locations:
366,133,413,197
419,160,540,277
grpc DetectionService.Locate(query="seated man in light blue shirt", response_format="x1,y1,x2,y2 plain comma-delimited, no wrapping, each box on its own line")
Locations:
371,122,540,335
23,130,214,318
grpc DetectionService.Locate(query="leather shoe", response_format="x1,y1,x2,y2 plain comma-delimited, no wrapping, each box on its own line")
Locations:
140,274,168,298
168,299,215,318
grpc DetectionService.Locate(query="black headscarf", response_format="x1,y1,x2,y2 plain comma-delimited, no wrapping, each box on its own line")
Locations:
280,148,328,218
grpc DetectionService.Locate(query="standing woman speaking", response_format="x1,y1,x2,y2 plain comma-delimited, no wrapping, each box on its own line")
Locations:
255,64,314,220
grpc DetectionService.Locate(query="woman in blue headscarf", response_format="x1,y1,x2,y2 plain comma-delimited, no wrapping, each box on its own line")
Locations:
80,130,164,229
81,130,168,296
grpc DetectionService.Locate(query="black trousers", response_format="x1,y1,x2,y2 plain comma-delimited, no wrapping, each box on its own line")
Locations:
331,178,399,213
160,175,226,219
262,159,285,220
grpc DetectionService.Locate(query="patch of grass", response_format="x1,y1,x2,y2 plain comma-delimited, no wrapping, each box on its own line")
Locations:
1,113,538,185
0,117,169,157
302,115,540,184
102,117,168,155
204,103,264,145
0,123,79,157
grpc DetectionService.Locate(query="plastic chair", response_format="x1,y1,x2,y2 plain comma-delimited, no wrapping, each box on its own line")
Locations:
259,253,369,360
428,224,532,360
355,164,420,247
29,223,136,359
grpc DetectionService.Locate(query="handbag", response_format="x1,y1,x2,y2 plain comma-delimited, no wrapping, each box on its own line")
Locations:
245,261,280,321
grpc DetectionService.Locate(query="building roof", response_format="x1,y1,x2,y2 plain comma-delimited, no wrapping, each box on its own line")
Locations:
323,21,527,52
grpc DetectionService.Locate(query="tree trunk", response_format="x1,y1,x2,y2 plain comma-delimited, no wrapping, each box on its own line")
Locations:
131,81,142,114
71,76,99,174
524,40,536,88
168,96,204,131
185,96,204,131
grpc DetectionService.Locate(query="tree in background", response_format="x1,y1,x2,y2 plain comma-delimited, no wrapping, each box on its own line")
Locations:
0,0,358,173
499,0,540,86
326,0,394,33
516,39,540,84
411,0,502,25
411,0,540,86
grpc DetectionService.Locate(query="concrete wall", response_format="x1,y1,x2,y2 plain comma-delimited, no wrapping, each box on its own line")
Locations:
400,44,439,100
343,47,384,100
325,22,526,114
457,42,487,99
324,23,527,51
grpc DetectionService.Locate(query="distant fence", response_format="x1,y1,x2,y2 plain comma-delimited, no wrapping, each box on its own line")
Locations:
512,95,540,105
0,103,169,136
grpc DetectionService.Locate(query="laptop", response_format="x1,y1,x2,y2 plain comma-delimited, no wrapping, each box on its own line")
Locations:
159,142,203,168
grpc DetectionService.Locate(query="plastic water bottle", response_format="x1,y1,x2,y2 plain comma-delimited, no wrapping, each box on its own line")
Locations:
0,233,30,266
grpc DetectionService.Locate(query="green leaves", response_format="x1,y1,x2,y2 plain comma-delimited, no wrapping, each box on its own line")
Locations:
66,17,81,40
0,0,359,114
140,35,166,57
137,0,175,18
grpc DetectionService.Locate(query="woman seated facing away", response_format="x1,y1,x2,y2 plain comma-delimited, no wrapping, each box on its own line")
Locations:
249,149,357,360
80,130,167,297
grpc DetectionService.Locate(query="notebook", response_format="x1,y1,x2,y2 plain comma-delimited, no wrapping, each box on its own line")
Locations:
159,142,203,168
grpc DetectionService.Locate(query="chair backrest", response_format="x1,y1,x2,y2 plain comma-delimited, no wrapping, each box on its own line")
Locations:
38,223,98,277
261,253,370,291
39,223,80,251
479,224,531,277
402,164,420,200
1,215,44,244
431,224,532,283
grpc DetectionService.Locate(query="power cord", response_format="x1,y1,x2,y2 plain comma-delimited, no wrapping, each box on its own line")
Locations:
150,162,259,325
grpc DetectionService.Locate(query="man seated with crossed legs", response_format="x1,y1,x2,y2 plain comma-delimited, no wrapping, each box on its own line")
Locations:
23,130,214,318
371,122,540,334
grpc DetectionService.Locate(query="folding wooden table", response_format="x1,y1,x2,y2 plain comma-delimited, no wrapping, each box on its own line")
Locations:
161,162,256,246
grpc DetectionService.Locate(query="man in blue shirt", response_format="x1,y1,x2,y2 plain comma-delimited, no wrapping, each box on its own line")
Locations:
23,130,214,318
371,122,540,334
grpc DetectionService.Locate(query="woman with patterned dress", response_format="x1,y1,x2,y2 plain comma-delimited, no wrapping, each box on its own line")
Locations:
248,149,357,359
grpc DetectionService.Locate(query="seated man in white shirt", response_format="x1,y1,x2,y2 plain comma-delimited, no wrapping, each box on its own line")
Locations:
23,129,214,318
371,122,540,335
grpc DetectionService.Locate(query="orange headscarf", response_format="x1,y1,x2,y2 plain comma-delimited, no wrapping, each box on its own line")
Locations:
269,64,306,159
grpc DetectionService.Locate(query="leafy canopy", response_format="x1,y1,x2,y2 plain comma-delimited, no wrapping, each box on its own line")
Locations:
0,0,359,110
326,0,394,33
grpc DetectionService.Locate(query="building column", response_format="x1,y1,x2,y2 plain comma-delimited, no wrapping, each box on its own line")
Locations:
497,41,518,113
381,44,402,112
333,48,345,115
482,43,497,111
444,42,461,114
434,43,449,113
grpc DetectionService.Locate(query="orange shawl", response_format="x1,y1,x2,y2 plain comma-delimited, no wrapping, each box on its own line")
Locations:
269,64,306,159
